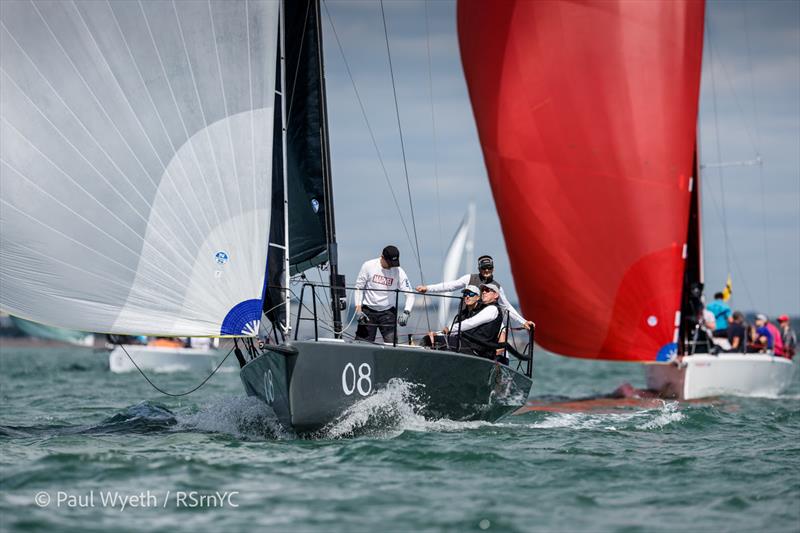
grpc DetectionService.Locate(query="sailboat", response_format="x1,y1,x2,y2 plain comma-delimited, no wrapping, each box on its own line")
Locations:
7,316,95,347
0,0,532,435
437,203,475,328
107,337,223,374
457,0,795,399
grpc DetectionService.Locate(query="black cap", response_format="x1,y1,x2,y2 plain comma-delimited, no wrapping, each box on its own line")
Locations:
478,255,494,269
382,245,400,267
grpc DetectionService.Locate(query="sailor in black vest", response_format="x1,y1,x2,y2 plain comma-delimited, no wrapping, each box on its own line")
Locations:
416,255,535,330
442,282,505,359
422,284,483,349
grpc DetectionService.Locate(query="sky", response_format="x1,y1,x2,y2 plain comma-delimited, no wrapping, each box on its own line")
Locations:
319,0,800,317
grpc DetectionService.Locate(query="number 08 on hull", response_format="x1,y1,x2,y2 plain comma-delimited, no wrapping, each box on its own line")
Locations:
239,340,533,435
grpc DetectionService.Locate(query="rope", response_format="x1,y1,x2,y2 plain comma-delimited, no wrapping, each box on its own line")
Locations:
706,21,732,280
424,0,445,261
742,2,771,310
702,181,756,309
116,341,234,397
379,0,432,333
320,0,418,263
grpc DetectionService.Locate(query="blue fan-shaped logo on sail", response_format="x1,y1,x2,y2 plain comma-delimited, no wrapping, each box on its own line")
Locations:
215,251,229,264
221,299,261,336
311,198,320,213
656,342,678,362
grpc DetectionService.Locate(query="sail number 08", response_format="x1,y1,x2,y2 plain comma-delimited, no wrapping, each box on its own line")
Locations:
341,362,372,396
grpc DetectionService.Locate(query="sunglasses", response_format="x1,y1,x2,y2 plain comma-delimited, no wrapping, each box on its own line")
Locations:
481,287,495,293
462,291,478,297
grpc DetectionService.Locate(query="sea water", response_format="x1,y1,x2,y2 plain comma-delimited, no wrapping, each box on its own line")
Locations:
1,345,798,532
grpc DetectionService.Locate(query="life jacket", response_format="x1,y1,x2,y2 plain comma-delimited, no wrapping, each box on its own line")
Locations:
459,303,504,358
454,301,484,323
468,273,502,290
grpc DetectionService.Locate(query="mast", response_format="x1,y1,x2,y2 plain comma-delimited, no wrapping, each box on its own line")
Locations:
314,0,344,336
279,1,292,334
679,145,704,353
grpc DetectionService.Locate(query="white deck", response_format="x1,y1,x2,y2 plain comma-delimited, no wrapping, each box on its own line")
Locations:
644,353,796,400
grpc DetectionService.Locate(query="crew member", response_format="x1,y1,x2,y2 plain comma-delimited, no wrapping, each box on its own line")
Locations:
416,255,534,330
443,282,504,359
423,284,482,349
354,245,415,344
778,315,797,359
707,292,732,337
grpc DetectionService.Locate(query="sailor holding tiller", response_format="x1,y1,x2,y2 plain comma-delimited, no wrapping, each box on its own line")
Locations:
354,245,415,344
417,255,534,330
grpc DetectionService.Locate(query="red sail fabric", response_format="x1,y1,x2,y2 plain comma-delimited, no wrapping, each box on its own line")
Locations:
458,0,705,361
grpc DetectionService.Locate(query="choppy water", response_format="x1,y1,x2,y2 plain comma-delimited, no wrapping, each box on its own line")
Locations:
1,344,798,532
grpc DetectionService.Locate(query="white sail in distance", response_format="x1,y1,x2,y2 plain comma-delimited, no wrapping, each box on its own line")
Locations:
438,203,475,327
0,0,280,337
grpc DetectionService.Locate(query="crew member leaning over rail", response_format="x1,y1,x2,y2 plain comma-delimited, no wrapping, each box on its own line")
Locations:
416,255,534,331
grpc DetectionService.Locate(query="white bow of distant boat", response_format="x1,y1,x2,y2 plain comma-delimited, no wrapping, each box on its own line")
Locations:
645,353,795,400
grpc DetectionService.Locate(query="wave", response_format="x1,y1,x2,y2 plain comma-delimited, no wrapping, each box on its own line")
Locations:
523,401,685,431
321,379,428,438
0,401,177,438
86,401,177,434
177,396,290,440
319,379,523,439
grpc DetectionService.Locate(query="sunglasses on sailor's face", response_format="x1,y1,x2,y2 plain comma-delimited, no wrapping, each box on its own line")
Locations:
481,287,495,293
480,266,493,271
462,291,478,297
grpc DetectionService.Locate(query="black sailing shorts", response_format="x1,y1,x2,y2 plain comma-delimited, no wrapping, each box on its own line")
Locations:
356,306,397,344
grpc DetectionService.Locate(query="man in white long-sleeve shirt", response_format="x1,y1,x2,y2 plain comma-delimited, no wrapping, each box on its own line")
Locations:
354,245,415,343
416,255,534,330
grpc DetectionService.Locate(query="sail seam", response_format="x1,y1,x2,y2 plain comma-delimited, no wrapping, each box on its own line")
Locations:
68,1,212,252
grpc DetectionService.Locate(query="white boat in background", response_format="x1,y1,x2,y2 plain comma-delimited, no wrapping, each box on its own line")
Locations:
437,203,475,327
109,338,225,374
9,316,95,347
645,354,796,400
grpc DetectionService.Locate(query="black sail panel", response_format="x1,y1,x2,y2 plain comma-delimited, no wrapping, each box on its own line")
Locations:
285,0,328,273
264,0,331,329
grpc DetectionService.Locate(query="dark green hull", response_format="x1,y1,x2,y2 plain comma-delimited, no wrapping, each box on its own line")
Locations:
240,340,532,435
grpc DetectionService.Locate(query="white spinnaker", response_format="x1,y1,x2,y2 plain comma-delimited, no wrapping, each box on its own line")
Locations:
438,204,475,327
0,0,279,336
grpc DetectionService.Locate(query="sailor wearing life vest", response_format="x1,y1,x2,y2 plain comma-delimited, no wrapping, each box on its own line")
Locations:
354,245,415,344
443,282,505,359
416,255,535,330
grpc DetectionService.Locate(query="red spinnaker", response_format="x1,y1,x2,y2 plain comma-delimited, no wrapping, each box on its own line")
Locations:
458,0,705,361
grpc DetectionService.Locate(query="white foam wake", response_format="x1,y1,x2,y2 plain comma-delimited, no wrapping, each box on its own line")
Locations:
322,379,427,439
177,395,291,440
527,401,684,431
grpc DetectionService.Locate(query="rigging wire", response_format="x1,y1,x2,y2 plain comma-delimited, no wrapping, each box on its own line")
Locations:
320,0,419,264
742,1,772,311
702,180,757,309
424,0,445,262
379,0,431,332
705,20,732,282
